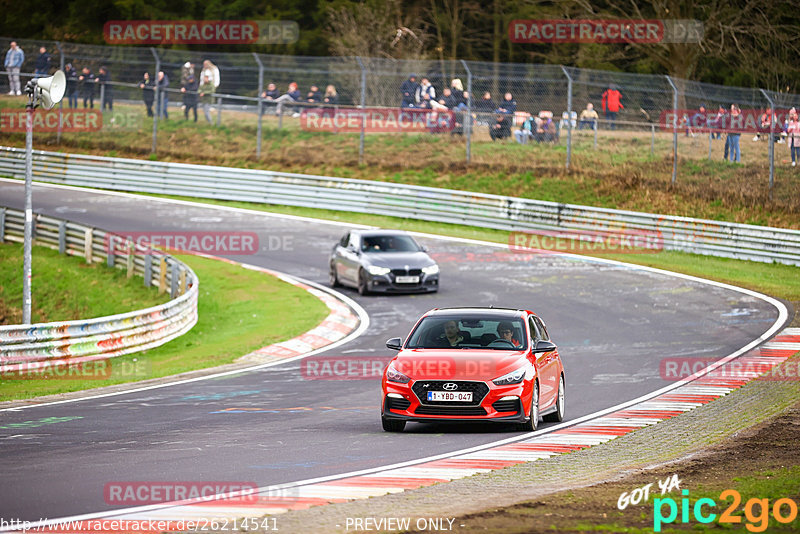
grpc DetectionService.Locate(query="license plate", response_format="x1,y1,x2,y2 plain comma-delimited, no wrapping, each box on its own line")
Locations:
395,275,420,284
427,391,473,402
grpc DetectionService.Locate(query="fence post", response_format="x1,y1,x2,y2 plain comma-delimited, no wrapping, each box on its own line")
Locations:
216,95,222,126
759,89,775,199
253,53,264,158
56,41,64,144
461,59,472,164
665,76,679,185
560,66,573,170
0,207,5,242
651,124,655,155
127,242,134,278
150,48,160,155
84,228,93,263
144,254,152,288
593,119,598,148
170,261,178,298
100,83,105,111
356,57,366,165
708,131,712,160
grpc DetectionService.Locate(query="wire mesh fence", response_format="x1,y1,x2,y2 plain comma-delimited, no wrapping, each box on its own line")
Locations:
2,35,799,194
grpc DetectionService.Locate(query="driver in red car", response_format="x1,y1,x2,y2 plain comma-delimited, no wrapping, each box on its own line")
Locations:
497,321,521,347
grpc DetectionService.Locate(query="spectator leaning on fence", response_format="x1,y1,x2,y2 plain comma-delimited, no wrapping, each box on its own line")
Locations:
497,92,517,115
601,84,623,130
579,103,598,129
323,85,338,106
78,66,95,108
710,105,726,140
273,81,300,116
182,72,199,122
199,73,215,123
306,85,322,104
156,70,169,119
4,41,24,95
139,71,155,117
65,63,78,108
490,111,511,141
34,46,50,78
400,74,418,108
202,60,220,89
96,66,112,110
725,104,741,163
787,108,800,167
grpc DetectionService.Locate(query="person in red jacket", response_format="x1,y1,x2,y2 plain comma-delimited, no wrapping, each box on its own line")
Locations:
601,84,623,130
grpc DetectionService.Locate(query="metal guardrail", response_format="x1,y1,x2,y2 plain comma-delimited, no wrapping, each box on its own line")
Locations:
0,206,198,371
1,146,799,266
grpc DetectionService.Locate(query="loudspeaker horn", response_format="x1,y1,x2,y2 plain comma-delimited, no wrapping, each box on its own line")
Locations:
36,71,66,110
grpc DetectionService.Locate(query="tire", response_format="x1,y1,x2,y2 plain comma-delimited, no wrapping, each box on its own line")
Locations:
515,381,539,432
357,268,369,296
543,375,565,423
382,416,405,432
329,264,340,287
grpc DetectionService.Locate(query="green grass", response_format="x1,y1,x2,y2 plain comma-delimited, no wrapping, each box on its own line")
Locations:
138,193,800,304
0,250,329,401
0,242,170,324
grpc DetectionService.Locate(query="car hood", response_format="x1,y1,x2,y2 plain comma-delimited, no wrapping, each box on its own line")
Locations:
391,349,529,381
364,251,434,268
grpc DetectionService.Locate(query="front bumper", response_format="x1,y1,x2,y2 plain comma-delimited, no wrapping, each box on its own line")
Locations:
367,272,439,293
382,379,529,424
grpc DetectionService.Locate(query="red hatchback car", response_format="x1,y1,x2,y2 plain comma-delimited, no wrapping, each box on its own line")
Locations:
381,307,565,432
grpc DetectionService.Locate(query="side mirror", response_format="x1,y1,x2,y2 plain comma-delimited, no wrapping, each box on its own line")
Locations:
532,340,557,353
386,337,403,350
421,245,429,253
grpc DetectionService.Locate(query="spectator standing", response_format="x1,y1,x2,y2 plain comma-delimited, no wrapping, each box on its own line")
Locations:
156,70,169,119
726,104,741,163
601,84,623,130
64,63,78,108
198,73,215,123
78,67,95,108
182,72,198,122
579,103,598,129
201,60,220,89
787,108,800,167
96,66,112,110
400,74,418,108
475,91,496,125
180,62,195,87
139,71,155,117
710,105,726,140
4,41,24,95
34,46,51,78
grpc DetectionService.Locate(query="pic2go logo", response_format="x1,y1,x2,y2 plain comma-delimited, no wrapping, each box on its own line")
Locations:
653,489,799,532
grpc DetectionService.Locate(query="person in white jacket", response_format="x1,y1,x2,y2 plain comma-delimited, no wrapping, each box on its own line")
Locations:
4,41,25,95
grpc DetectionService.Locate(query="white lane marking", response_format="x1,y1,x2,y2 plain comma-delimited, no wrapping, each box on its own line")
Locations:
0,178,790,530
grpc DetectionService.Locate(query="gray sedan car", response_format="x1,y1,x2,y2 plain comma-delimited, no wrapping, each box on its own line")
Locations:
329,230,439,295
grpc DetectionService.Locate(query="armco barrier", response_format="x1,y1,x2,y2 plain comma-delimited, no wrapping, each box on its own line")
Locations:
1,146,800,265
0,207,198,372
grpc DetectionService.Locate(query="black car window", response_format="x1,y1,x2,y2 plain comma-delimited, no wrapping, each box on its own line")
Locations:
533,316,550,341
405,316,527,350
528,316,541,342
361,235,420,253
339,232,350,247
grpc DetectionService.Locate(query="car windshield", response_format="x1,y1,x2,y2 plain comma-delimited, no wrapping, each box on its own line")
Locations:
405,316,527,350
361,234,421,253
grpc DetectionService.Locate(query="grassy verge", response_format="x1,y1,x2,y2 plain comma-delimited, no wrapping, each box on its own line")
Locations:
1,96,799,228
0,249,329,401
139,193,800,310
0,241,170,324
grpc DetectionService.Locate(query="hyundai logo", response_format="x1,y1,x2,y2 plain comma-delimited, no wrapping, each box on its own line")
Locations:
442,383,458,391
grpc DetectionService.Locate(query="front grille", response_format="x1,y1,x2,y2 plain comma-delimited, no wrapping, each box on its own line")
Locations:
415,405,487,416
391,268,422,277
492,398,521,413
386,396,411,411
412,380,489,406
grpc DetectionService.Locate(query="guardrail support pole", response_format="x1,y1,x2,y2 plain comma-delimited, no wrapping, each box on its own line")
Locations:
179,268,187,295
759,89,775,200
84,228,93,263
144,254,152,288
107,236,115,267
560,66,573,170
665,76,679,184
159,257,167,294
170,262,178,298
356,57,366,165
58,220,66,253
253,53,264,158
0,208,5,242
150,48,160,155
127,242,134,278
461,60,472,164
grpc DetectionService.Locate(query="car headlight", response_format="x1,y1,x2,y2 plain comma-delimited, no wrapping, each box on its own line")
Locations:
386,363,410,384
422,264,439,275
492,366,528,386
367,265,391,276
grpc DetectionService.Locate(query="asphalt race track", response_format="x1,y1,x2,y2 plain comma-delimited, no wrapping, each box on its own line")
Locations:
0,180,784,522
